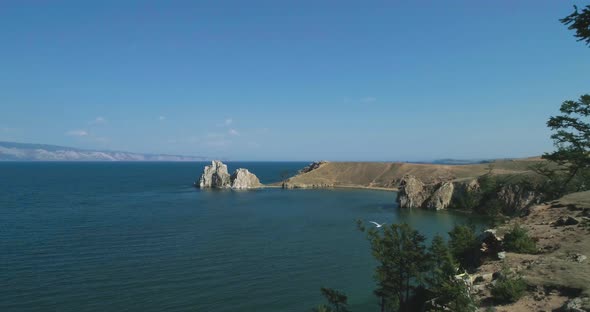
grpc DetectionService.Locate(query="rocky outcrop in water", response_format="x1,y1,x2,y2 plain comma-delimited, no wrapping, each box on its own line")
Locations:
398,175,430,208
198,160,231,188
425,181,455,210
196,160,262,189
230,168,262,189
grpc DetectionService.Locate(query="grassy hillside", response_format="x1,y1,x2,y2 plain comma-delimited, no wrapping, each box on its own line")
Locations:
282,158,544,189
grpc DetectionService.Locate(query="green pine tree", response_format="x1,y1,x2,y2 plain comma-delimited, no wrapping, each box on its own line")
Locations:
427,235,457,292
561,5,590,46
313,288,350,312
448,225,480,270
367,223,429,312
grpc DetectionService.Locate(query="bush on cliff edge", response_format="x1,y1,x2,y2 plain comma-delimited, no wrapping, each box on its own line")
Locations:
503,224,537,254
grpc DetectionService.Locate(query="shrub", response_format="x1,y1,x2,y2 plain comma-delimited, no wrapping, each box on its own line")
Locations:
503,224,537,254
491,273,527,303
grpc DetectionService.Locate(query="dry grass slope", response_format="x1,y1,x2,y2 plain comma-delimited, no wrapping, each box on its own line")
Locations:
283,158,543,189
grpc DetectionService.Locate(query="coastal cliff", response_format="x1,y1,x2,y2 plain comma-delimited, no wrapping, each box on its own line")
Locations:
396,174,541,213
281,159,544,214
196,160,262,189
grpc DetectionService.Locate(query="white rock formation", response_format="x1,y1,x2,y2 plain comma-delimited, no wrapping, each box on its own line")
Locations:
398,175,430,208
230,168,262,189
197,160,231,188
196,161,262,189
425,181,455,210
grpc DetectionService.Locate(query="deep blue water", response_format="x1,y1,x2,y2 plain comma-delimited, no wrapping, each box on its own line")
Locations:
0,162,479,312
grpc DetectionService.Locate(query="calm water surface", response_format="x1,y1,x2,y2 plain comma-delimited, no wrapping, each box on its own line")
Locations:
0,162,480,311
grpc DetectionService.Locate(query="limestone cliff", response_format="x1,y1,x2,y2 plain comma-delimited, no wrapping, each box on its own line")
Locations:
397,175,431,208
425,181,455,210
198,160,231,188
497,184,538,213
230,168,262,189
397,175,454,210
196,160,262,189
397,175,541,213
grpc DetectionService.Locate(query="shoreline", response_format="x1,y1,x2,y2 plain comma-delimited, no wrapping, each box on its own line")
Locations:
262,184,398,192
330,184,398,192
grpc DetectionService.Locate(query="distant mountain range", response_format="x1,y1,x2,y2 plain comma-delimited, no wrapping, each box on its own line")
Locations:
0,141,209,161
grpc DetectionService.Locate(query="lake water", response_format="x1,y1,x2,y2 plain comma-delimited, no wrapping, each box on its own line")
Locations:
0,162,479,312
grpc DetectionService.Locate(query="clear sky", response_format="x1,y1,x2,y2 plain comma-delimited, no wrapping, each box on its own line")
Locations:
1,0,589,161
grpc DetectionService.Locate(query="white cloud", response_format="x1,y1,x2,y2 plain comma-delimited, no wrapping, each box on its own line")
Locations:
228,129,240,136
66,130,89,137
224,118,233,126
90,116,107,125
159,116,166,121
360,97,377,103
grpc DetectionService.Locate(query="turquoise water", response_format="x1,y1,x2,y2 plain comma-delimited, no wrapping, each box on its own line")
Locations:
0,162,479,312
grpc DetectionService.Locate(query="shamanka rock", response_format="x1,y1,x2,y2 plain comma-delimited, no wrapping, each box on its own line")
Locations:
230,168,262,189
198,160,231,188
196,160,262,189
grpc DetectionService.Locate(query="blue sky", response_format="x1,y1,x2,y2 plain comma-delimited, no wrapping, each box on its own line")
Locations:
1,0,589,161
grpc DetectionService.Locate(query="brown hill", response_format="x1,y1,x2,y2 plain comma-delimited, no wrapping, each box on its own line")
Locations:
281,158,543,190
